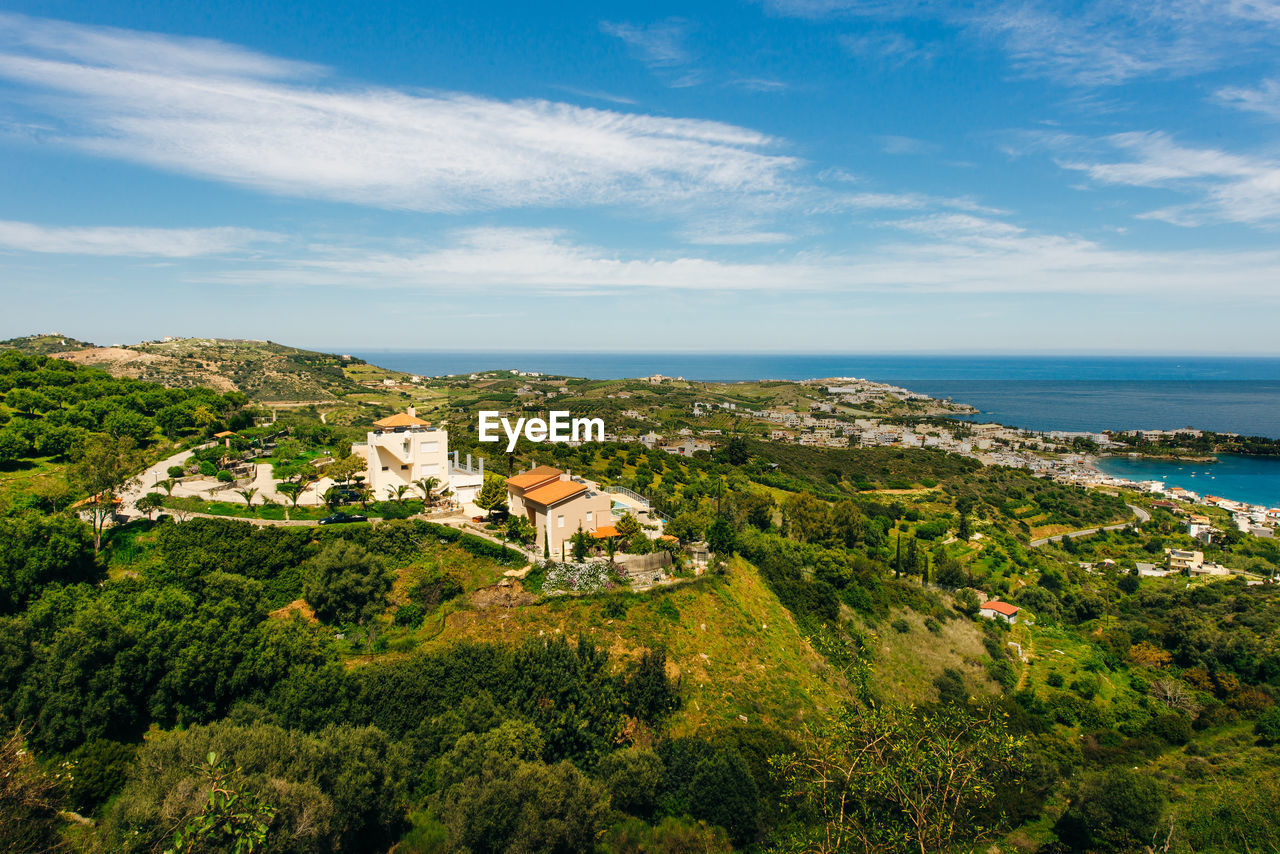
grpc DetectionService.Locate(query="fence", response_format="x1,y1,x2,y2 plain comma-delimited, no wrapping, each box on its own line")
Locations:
605,485,650,508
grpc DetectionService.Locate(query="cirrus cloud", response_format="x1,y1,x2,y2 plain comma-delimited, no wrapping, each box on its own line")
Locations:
0,13,797,214
0,220,278,257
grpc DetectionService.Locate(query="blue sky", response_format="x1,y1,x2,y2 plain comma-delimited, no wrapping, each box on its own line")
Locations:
1,1,1279,353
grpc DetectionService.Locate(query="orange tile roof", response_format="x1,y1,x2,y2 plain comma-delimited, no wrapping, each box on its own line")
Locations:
658,534,677,542
591,525,620,539
521,479,587,506
980,600,1019,617
71,492,123,509
373,412,432,428
506,466,564,490
213,430,238,438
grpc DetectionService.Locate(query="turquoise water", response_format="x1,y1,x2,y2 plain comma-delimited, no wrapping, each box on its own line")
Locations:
1093,454,1280,509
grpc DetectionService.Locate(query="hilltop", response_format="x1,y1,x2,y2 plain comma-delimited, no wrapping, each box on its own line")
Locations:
0,333,97,354
45,337,382,403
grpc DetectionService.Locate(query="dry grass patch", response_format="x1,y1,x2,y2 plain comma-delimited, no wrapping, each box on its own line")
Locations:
854,608,997,704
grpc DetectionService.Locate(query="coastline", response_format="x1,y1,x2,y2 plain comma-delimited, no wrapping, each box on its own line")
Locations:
1084,451,1280,512
1103,452,1220,463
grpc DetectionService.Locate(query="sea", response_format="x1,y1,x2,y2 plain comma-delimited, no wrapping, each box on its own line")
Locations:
1092,454,1280,510
354,352,1280,506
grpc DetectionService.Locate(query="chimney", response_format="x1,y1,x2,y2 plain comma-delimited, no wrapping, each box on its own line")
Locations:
407,406,416,419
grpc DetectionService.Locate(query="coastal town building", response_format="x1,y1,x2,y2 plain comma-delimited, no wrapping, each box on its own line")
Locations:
505,466,614,556
1167,548,1204,574
664,438,715,456
1190,561,1231,577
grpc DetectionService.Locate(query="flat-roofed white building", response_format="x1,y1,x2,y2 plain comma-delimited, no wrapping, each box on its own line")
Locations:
354,408,484,504
1167,548,1204,574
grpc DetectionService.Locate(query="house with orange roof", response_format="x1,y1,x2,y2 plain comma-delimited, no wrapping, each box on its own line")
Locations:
506,465,614,555
212,429,238,448
978,600,1020,624
354,407,486,504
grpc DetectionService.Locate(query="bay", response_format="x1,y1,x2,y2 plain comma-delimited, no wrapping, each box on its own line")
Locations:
1093,454,1280,509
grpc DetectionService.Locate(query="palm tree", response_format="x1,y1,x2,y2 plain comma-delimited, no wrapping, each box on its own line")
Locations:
278,481,304,509
413,476,441,504
356,487,374,510
322,486,345,512
156,478,177,497
236,487,259,508
392,484,412,504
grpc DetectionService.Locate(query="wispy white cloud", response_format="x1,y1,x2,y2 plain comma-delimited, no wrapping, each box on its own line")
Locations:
761,1,927,19
879,135,941,155
766,0,1280,86
729,77,790,93
0,220,276,256
599,18,705,86
547,85,637,106
600,18,694,69
823,191,1006,216
0,14,795,214
201,223,1280,300
0,12,318,79
839,31,934,66
679,222,795,245
1216,77,1280,119
1056,131,1280,226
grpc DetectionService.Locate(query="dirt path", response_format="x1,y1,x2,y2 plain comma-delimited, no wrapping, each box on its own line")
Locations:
1014,626,1035,691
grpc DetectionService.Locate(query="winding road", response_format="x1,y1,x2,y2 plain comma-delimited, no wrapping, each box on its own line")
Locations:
1029,503,1150,547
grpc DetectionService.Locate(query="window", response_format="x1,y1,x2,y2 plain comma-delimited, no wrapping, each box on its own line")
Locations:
557,515,565,528
401,464,409,470
381,466,389,472
421,463,440,475
586,511,593,523
421,441,439,453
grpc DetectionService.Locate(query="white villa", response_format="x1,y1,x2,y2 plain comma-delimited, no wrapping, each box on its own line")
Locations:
353,408,485,504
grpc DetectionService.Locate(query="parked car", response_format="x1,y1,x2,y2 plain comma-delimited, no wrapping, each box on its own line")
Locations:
318,512,368,525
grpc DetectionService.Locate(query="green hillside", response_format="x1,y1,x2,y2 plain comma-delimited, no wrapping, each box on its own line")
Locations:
0,333,97,354
1,346,1279,853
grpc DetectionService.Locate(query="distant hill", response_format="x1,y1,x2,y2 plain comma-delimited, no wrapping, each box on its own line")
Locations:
50,337,375,402
0,333,97,354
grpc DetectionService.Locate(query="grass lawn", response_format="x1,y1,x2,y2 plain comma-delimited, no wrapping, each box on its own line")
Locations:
159,494,429,521
0,456,70,506
160,495,331,520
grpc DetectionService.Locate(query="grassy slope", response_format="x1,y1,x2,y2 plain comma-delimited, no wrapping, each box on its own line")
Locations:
0,456,69,507
414,556,846,735
855,605,1001,704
